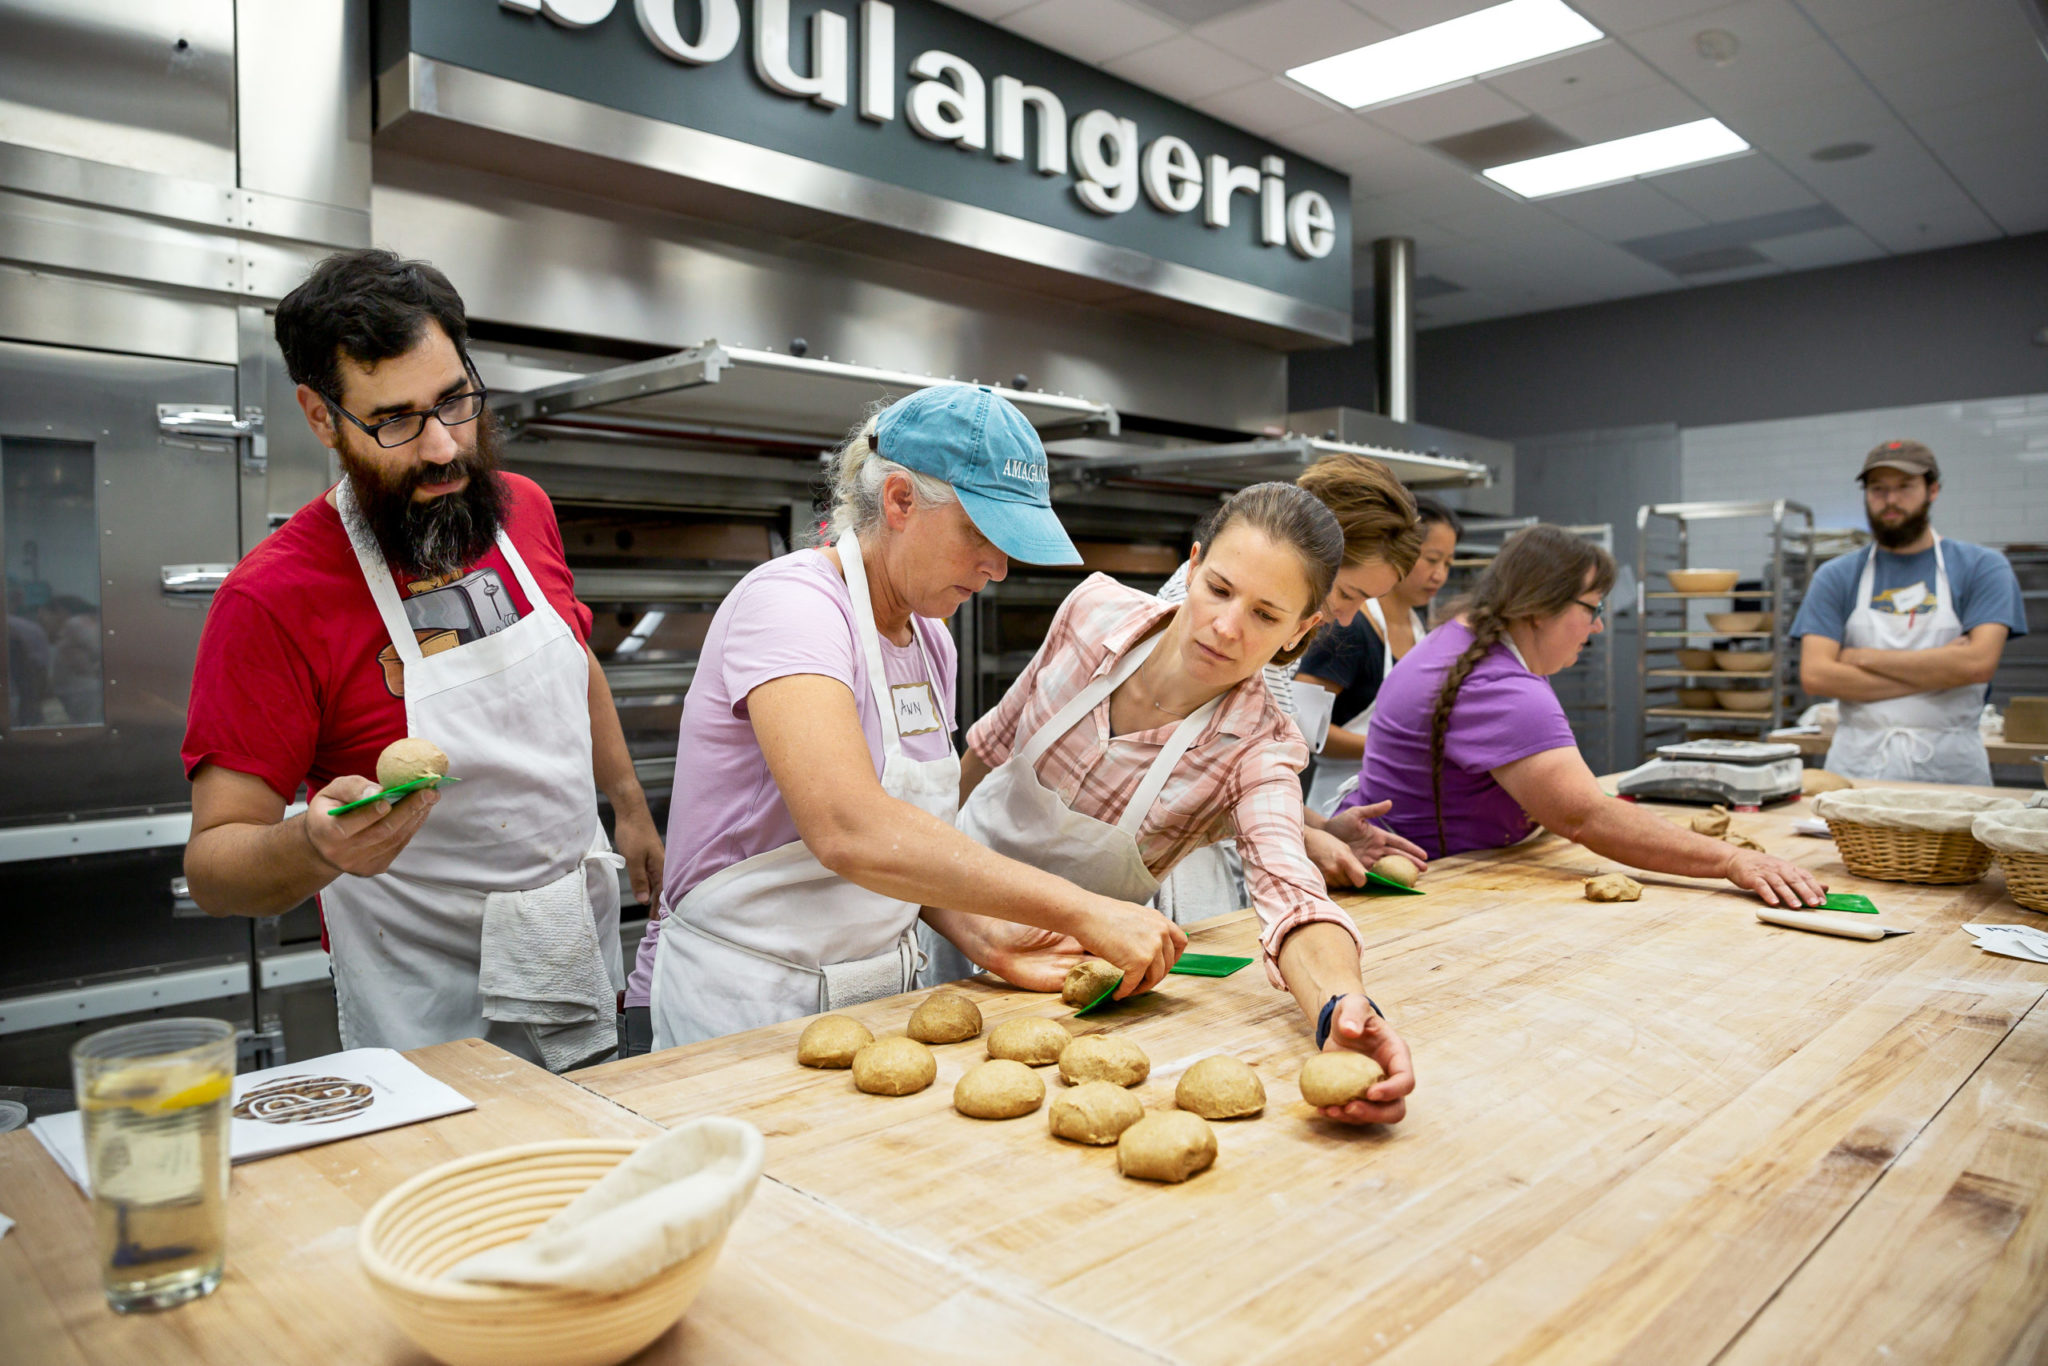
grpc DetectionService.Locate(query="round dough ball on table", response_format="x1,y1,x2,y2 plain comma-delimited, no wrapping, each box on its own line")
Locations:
797,1014,872,1069
1802,768,1853,795
1061,960,1124,1008
1298,1052,1386,1109
953,1059,1045,1119
987,1017,1070,1066
1058,1034,1149,1088
852,1036,936,1096
376,737,448,789
1583,872,1644,903
1371,854,1420,887
1175,1055,1265,1120
1048,1081,1145,1145
907,991,982,1044
1116,1111,1217,1183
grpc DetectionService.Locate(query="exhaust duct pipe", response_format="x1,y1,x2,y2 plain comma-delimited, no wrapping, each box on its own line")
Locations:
1372,236,1415,425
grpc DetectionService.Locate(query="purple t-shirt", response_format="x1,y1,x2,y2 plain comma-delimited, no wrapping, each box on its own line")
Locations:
624,549,958,1007
1341,620,1576,859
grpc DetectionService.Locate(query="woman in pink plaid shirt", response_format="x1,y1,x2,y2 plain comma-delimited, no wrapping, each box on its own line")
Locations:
946,483,1416,1125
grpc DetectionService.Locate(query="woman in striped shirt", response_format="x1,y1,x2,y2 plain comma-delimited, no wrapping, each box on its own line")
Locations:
935,482,1416,1124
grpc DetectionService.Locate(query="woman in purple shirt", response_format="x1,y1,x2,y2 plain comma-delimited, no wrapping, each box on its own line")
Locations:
1345,526,1826,908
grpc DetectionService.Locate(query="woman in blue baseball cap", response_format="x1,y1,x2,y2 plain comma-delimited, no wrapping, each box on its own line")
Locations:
624,385,1186,1050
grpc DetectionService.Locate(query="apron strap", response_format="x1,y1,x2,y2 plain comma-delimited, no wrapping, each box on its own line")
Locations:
836,531,942,763
1019,633,1160,768
1116,693,1222,838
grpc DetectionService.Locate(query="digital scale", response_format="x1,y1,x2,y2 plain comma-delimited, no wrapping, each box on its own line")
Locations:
1615,739,1804,808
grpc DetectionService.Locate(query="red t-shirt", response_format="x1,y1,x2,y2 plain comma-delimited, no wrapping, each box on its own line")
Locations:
182,473,593,802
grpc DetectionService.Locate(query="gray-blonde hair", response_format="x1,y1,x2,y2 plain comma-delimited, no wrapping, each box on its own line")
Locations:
816,408,959,546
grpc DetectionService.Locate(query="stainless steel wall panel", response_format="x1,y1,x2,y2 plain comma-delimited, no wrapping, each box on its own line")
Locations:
0,187,333,302
235,0,373,214
0,266,238,365
372,155,1290,432
0,0,236,186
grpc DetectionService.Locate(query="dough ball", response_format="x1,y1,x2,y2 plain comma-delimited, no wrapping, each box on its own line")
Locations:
1372,854,1420,887
1048,1081,1144,1145
1298,1052,1386,1109
851,1036,936,1096
1175,1056,1265,1120
1058,1034,1149,1088
1061,960,1124,1008
796,1014,872,1069
953,1059,1045,1119
1802,768,1853,795
1583,873,1644,903
987,1017,1070,1066
376,737,448,789
1690,806,1731,838
907,991,982,1044
1723,831,1764,852
1116,1111,1217,1184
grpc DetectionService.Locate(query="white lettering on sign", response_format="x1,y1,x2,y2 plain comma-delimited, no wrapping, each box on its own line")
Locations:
496,0,1338,259
891,681,943,736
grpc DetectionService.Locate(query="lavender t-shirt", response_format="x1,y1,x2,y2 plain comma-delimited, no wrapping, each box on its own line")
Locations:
623,550,958,1007
1340,620,1575,859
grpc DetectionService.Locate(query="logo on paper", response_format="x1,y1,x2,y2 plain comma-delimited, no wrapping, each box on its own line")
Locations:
233,1075,376,1125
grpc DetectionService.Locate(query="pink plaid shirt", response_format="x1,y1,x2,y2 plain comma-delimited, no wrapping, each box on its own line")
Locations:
966,574,1363,986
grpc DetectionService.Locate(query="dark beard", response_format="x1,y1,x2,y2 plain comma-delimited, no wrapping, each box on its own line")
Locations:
338,413,508,580
1868,502,1930,550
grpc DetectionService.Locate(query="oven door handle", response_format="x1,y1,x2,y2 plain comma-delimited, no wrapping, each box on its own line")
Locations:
161,563,234,595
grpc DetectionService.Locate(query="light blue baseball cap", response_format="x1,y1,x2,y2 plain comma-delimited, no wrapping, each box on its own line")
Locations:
874,384,1081,566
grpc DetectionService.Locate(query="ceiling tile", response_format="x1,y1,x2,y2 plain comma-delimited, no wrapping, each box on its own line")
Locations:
1791,0,1951,38
1752,223,1886,270
1631,22,1865,120
1539,179,1708,239
1542,82,1711,142
1362,82,1531,141
933,0,1040,20
1280,115,1463,190
1566,0,1733,36
1193,78,1349,135
1926,127,2048,236
1647,151,1821,221
1911,82,2048,159
1356,174,1520,226
1103,36,1269,103
1000,0,1180,64
1191,0,1394,74
1479,41,1668,114
1863,39,2046,119
1346,0,1495,31
1827,0,2031,77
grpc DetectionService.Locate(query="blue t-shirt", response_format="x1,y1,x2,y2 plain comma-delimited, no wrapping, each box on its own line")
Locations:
1791,539,2027,644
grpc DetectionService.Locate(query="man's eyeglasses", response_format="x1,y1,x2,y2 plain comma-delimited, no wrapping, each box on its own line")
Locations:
1574,597,1606,623
320,360,489,449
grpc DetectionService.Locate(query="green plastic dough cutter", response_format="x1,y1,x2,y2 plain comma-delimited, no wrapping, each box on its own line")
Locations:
1359,867,1425,895
1073,952,1255,1015
1821,892,1878,915
328,773,459,816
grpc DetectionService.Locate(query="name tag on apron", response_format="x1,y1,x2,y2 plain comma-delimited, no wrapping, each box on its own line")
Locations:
891,681,943,736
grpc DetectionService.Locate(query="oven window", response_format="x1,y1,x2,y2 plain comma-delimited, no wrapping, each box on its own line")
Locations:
4,438,104,728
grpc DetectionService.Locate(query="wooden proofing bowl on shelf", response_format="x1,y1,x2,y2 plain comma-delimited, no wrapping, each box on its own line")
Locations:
1678,688,1719,708
1714,650,1775,673
1668,568,1740,593
1714,689,1775,712
1676,649,1718,671
1705,611,1773,633
359,1140,725,1366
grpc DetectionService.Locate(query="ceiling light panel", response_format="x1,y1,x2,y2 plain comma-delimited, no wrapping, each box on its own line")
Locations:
1285,0,1605,111
1483,117,1750,197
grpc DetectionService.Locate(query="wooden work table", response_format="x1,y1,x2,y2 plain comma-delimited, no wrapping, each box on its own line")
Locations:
7,790,2046,1362
574,789,2048,1364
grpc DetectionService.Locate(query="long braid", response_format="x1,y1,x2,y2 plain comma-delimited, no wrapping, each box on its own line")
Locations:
1428,608,1506,856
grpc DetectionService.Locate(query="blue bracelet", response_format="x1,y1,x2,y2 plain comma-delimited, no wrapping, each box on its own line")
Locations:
1316,993,1383,1049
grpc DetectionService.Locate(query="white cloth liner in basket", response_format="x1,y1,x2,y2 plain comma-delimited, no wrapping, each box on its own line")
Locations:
1810,788,2021,833
1973,806,2048,854
446,1117,763,1294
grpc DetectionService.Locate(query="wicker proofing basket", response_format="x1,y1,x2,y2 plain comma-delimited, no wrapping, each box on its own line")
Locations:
1974,808,2048,913
1814,789,2022,885
358,1140,724,1366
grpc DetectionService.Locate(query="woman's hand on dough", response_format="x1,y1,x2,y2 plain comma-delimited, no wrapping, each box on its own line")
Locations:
1322,802,1430,875
1726,850,1826,908
1077,900,1186,999
1304,826,1367,887
1316,996,1414,1125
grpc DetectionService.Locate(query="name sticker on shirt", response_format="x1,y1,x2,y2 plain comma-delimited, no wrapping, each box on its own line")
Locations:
891,681,943,736
1874,580,1929,615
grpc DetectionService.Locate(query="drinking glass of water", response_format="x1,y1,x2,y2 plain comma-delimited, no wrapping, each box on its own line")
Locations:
71,1018,234,1313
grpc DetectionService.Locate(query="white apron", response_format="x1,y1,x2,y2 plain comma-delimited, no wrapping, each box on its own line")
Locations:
919,633,1220,985
1824,536,1990,786
323,480,622,1072
650,533,960,1048
1307,601,1428,816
